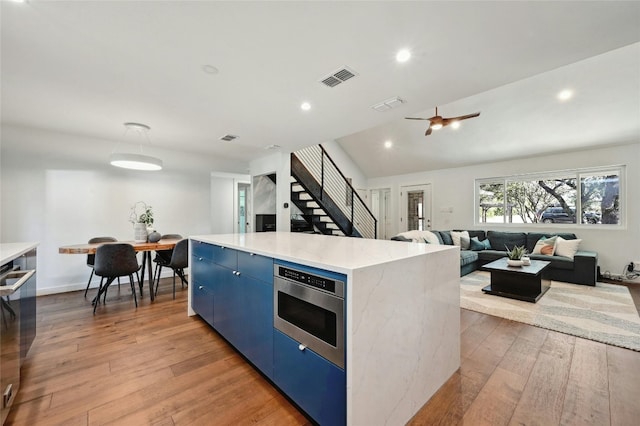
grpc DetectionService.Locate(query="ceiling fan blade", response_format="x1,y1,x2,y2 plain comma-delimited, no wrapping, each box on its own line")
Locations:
425,127,433,136
449,112,480,121
405,117,434,121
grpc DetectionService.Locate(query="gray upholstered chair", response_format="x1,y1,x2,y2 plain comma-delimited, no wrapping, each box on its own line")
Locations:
93,243,140,313
154,238,188,299
84,236,117,297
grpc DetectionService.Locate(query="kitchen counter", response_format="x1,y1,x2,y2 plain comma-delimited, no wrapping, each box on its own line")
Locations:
1,243,39,266
191,232,450,273
189,232,460,425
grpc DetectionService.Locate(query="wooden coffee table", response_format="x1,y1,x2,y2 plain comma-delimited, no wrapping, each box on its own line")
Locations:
482,258,551,303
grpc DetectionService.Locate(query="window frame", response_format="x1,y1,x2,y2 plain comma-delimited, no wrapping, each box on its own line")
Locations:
474,165,625,228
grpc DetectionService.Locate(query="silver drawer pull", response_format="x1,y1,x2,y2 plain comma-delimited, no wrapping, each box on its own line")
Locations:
250,253,255,256
298,344,306,351
198,286,203,290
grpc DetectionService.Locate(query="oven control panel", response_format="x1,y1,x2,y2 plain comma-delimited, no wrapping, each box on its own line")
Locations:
275,265,344,298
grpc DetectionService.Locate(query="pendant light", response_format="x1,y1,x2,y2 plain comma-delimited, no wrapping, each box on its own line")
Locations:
110,122,163,171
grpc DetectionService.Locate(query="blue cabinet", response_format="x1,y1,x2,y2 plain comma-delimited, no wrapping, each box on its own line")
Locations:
273,329,346,426
191,253,215,327
190,240,274,379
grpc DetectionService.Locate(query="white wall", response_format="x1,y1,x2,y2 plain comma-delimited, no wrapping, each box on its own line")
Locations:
322,140,367,190
1,125,249,294
368,142,640,275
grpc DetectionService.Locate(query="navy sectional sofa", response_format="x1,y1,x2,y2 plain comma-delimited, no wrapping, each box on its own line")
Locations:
392,230,598,286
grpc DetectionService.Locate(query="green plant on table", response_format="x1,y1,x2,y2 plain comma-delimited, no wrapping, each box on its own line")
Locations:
505,245,527,260
129,201,154,227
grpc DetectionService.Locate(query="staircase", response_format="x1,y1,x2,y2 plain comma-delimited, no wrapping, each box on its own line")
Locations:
290,145,376,239
291,178,345,236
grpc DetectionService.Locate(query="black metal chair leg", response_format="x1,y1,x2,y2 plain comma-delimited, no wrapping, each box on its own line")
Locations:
84,269,95,297
129,274,138,308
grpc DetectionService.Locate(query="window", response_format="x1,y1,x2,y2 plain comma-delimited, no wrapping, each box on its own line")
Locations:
476,167,623,226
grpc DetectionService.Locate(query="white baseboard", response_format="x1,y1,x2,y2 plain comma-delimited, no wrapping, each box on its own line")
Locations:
36,269,187,296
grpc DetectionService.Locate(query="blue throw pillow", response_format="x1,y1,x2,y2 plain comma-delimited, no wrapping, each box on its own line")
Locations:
482,238,491,249
469,237,486,251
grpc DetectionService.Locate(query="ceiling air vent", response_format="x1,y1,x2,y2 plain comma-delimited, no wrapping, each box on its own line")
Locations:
220,134,238,142
371,96,406,112
319,66,358,88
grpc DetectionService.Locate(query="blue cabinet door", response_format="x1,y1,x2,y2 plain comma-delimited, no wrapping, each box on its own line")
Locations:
192,282,214,327
241,274,274,379
212,264,244,349
191,254,215,326
273,330,346,426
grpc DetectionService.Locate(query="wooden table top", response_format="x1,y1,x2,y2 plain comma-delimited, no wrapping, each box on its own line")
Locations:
59,238,182,254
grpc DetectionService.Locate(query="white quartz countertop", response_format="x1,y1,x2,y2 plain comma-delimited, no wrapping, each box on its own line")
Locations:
190,232,456,273
0,242,39,266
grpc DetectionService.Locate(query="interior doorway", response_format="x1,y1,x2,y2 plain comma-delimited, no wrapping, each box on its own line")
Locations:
237,182,251,234
370,188,391,239
400,184,432,232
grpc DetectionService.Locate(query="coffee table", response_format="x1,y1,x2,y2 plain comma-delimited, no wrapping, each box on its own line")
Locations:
482,258,551,303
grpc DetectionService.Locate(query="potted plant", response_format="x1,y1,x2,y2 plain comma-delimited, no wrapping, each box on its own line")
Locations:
505,245,527,267
130,201,154,242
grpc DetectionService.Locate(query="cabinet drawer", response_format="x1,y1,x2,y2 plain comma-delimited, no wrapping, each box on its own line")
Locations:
191,255,214,288
213,245,237,269
238,251,273,283
273,330,346,426
191,240,215,262
192,283,214,327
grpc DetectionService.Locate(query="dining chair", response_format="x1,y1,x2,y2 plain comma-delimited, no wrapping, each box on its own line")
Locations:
92,243,140,313
154,238,188,299
84,236,117,297
153,233,182,281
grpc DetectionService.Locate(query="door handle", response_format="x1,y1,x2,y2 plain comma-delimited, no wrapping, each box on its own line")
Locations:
298,344,306,351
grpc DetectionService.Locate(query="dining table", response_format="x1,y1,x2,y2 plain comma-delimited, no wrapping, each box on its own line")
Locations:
59,238,182,302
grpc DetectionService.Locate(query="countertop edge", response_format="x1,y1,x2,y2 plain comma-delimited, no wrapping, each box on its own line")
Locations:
0,242,39,266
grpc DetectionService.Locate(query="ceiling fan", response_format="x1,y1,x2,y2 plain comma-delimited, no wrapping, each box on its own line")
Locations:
405,107,480,136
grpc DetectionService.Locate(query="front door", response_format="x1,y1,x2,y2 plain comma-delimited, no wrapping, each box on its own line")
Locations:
400,184,432,231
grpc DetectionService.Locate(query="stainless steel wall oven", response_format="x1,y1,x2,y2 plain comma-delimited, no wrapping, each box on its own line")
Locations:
273,263,345,368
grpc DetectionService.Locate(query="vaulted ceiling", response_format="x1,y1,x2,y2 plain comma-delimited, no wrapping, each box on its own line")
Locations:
2,1,639,177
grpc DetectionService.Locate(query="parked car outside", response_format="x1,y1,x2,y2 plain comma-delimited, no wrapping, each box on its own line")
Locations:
538,206,600,224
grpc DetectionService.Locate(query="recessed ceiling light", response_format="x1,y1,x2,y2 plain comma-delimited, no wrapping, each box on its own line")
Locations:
450,121,461,129
557,89,573,101
301,102,311,111
202,65,219,74
396,49,411,63
384,140,393,149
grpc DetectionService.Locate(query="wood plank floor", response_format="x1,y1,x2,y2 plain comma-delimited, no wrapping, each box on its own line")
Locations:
7,279,640,425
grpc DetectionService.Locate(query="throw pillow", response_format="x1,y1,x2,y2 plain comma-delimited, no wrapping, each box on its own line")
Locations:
451,231,470,250
422,231,441,245
482,239,491,250
469,236,486,251
555,236,581,259
532,236,558,255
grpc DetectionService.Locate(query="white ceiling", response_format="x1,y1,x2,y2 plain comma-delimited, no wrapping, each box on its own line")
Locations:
2,1,639,177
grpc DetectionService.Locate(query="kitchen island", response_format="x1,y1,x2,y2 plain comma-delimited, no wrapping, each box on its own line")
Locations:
189,232,459,425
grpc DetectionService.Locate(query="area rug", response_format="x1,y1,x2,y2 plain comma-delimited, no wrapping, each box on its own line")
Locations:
460,271,640,351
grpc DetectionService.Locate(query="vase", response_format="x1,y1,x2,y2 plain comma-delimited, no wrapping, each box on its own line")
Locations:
133,222,148,242
148,231,161,243
507,259,524,267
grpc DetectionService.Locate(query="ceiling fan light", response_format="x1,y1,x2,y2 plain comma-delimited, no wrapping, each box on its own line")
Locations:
431,123,443,130
450,121,460,129
110,153,163,171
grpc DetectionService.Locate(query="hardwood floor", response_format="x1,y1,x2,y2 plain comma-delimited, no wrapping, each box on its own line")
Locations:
7,279,640,425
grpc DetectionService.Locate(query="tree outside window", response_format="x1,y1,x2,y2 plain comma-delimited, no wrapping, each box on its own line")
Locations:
477,168,621,226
